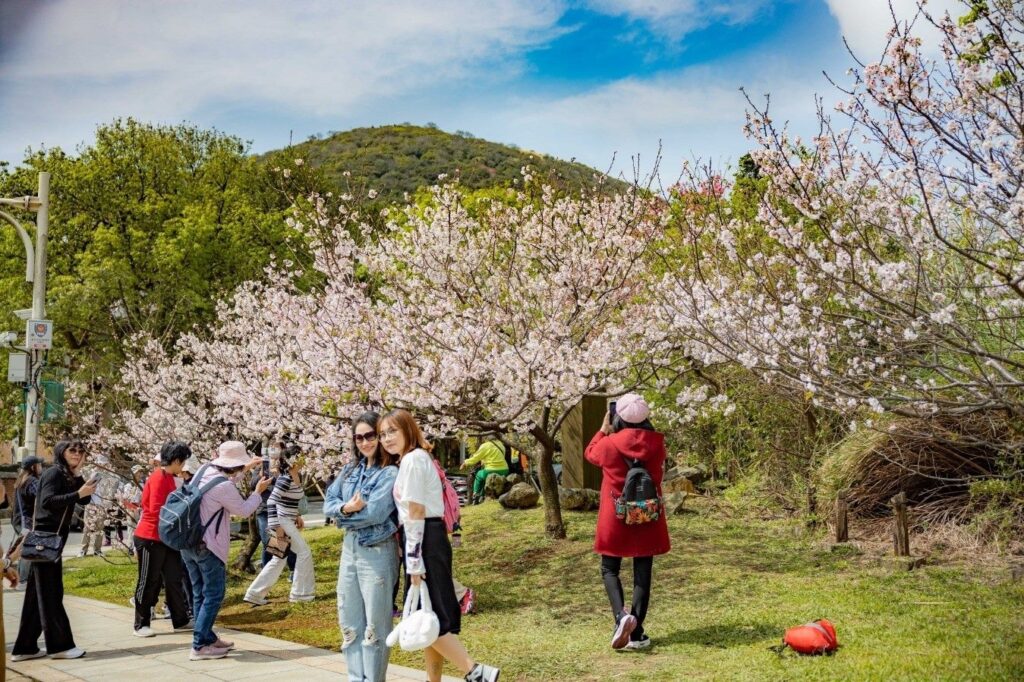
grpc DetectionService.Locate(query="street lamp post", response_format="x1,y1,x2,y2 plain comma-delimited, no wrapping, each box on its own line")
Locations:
0,172,51,462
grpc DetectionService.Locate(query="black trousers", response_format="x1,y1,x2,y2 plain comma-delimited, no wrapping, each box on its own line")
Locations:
600,555,654,641
133,537,191,629
13,558,76,656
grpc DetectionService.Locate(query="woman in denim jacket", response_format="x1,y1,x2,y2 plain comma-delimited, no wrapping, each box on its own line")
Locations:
325,411,400,682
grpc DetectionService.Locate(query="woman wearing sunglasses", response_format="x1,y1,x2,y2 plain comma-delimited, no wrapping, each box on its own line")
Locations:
324,411,400,682
12,440,97,662
380,409,500,682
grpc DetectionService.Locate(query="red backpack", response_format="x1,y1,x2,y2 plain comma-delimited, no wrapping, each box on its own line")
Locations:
782,619,838,655
431,458,462,534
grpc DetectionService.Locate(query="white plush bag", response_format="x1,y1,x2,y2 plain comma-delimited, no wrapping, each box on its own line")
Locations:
386,582,440,651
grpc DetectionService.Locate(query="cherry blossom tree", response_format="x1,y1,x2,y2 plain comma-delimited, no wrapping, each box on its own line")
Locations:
105,175,676,538
658,1,1024,461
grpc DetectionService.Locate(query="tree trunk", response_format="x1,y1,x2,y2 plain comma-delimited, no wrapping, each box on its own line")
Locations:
536,444,566,539
231,514,261,573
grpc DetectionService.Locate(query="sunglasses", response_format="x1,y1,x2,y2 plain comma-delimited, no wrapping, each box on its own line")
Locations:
68,446,88,454
354,431,378,443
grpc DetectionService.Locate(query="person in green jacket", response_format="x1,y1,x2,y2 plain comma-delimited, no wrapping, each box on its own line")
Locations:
462,438,510,503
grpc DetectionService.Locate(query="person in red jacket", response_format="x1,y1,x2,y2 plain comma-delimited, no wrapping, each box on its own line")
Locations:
584,393,670,651
131,442,193,637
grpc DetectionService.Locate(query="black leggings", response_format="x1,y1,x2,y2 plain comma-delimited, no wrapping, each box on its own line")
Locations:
600,555,653,640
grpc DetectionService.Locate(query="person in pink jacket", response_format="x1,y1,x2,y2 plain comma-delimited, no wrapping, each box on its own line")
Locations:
181,441,271,661
585,393,670,652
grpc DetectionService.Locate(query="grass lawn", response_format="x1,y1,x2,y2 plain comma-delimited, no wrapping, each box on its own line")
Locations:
64,498,1024,681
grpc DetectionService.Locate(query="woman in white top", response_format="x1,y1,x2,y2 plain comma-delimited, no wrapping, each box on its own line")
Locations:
380,409,500,682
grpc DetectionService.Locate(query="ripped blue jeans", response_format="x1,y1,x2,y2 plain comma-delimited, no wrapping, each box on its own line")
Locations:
337,532,399,682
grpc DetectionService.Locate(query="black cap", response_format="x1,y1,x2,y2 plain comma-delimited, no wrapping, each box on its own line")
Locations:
20,456,43,470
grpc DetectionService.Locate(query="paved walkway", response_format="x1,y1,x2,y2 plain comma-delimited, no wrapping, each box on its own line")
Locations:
3,590,458,681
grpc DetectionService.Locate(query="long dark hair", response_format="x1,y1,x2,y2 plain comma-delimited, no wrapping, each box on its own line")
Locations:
351,411,395,468
52,439,86,480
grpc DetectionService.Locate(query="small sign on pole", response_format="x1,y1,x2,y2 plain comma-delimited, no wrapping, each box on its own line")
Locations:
26,319,52,350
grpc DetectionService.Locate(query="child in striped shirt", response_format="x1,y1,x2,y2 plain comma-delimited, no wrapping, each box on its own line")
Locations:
244,447,315,605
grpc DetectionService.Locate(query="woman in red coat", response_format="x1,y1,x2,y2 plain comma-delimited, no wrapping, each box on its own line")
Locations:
584,393,670,651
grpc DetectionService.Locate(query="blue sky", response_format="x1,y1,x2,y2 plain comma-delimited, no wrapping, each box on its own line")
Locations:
0,0,962,178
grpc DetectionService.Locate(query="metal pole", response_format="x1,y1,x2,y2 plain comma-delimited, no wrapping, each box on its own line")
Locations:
22,172,49,461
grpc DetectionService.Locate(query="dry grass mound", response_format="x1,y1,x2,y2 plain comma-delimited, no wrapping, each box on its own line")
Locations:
818,415,1022,529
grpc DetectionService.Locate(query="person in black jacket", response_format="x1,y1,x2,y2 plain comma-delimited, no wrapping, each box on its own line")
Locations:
12,440,97,661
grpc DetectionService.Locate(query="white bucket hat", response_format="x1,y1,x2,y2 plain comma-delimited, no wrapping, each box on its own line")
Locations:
209,440,251,469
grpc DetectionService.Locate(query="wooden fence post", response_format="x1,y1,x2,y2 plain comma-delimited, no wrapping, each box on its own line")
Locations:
891,492,910,556
835,489,849,543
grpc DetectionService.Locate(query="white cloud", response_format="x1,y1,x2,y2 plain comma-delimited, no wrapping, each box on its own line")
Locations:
465,52,828,180
0,0,564,161
824,0,964,61
585,0,772,39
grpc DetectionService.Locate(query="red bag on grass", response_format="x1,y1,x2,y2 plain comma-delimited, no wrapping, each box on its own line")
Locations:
782,619,839,655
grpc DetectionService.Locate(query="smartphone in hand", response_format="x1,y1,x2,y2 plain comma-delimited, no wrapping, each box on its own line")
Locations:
608,401,617,421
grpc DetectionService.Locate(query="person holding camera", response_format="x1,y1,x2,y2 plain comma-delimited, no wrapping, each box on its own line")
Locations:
243,444,314,606
182,441,272,661
585,393,670,651
252,439,297,573
12,440,97,661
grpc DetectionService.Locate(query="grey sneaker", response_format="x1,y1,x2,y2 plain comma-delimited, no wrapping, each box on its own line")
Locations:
465,663,500,682
50,647,86,659
189,645,229,661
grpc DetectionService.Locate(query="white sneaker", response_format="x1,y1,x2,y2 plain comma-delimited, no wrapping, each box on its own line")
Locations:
173,619,195,631
50,647,86,659
624,635,652,650
243,593,268,606
465,663,500,682
611,612,637,650
11,650,46,662
134,626,156,638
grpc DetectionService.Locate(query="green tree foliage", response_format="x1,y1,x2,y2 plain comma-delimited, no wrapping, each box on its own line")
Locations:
272,124,627,204
0,119,324,436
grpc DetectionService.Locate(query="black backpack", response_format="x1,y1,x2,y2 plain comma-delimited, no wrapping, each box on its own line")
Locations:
614,456,663,525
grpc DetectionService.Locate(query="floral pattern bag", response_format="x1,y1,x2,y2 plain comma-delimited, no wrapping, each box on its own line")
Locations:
613,455,663,525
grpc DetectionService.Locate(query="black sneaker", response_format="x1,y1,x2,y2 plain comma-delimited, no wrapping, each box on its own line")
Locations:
465,662,500,682
624,635,652,651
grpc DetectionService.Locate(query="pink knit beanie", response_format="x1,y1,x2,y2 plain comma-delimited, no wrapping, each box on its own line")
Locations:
617,393,650,424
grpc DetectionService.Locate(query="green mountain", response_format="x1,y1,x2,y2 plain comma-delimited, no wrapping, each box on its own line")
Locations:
264,124,626,202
